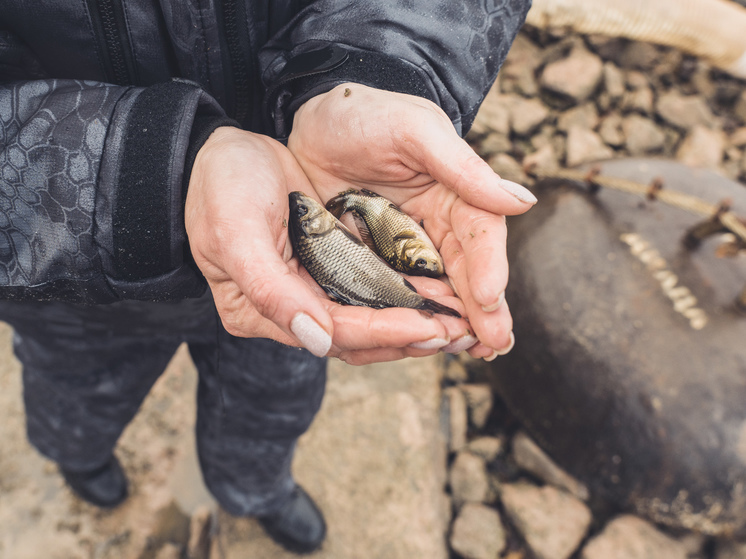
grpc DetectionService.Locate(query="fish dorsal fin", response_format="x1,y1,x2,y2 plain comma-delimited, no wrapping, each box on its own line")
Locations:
325,190,356,218
359,189,407,215
336,219,367,247
351,211,377,252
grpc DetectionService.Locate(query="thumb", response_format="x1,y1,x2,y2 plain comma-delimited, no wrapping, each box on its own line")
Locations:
400,105,537,214
228,240,334,357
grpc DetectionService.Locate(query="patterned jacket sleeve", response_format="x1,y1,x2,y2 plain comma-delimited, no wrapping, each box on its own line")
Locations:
0,78,230,303
259,0,532,139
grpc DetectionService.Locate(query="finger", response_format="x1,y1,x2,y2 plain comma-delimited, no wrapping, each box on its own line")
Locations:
397,106,537,215
327,305,451,351
375,275,478,355
467,342,496,360
227,241,335,357
441,234,514,351
403,275,456,298
337,347,413,366
208,279,296,342
449,199,509,310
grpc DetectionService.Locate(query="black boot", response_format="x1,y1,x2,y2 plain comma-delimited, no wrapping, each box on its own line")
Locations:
60,456,128,509
258,485,326,554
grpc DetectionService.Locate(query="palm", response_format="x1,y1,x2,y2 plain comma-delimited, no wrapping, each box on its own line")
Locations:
289,83,537,356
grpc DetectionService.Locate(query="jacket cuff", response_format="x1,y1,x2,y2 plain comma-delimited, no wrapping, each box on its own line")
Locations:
265,44,439,140
106,80,227,299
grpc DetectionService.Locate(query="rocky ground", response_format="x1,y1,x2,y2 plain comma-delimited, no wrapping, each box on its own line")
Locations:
2,23,746,559
451,22,746,559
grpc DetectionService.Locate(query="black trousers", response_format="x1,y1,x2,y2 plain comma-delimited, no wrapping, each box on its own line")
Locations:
0,294,327,516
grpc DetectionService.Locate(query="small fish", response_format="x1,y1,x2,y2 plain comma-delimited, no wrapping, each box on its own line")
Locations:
289,192,460,317
325,188,445,277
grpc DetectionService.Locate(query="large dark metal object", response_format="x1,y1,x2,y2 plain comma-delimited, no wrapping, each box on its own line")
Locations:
493,159,746,536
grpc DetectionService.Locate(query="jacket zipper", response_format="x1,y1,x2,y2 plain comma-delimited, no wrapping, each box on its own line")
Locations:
217,0,253,126
85,0,137,85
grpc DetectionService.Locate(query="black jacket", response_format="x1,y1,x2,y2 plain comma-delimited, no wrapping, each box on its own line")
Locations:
0,0,531,304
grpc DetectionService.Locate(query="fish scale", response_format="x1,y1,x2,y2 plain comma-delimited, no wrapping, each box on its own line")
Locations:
295,222,426,309
289,192,460,317
325,188,445,277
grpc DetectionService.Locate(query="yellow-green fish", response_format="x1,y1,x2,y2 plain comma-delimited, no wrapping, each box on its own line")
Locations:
289,192,460,317
325,188,445,277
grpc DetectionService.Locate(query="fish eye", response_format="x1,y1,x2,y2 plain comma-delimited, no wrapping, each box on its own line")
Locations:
297,204,309,216
415,258,427,269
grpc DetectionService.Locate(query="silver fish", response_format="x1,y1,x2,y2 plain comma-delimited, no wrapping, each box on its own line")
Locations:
325,188,445,277
289,192,460,317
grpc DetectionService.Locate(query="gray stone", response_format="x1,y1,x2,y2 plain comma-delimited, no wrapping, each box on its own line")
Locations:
487,152,528,185
540,46,604,103
603,62,626,100
663,127,682,154
722,158,741,181
523,144,559,175
499,33,541,97
530,124,557,150
140,493,191,554
676,125,725,169
622,86,654,115
580,515,688,559
677,532,707,557
551,134,567,165
187,505,213,559
729,127,746,148
565,127,613,167
471,88,511,136
444,358,469,384
466,437,504,463
500,482,591,559
480,132,512,157
443,386,468,453
623,114,666,155
511,432,589,501
156,543,184,559
625,70,649,90
450,504,506,559
726,147,742,166
459,384,493,429
557,103,599,132
690,62,717,99
509,96,550,136
656,92,716,130
595,91,614,113
449,451,490,506
599,113,625,147
734,89,746,124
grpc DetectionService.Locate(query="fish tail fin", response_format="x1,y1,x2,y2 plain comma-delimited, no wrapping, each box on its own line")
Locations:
419,298,462,318
325,190,356,218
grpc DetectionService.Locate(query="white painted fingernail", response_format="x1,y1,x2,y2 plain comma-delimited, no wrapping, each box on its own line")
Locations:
409,337,450,350
481,291,505,313
500,179,537,205
290,313,332,357
496,331,515,356
483,349,500,362
442,335,478,354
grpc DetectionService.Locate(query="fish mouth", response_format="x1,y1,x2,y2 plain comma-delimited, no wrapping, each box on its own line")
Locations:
426,264,445,277
288,191,309,217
